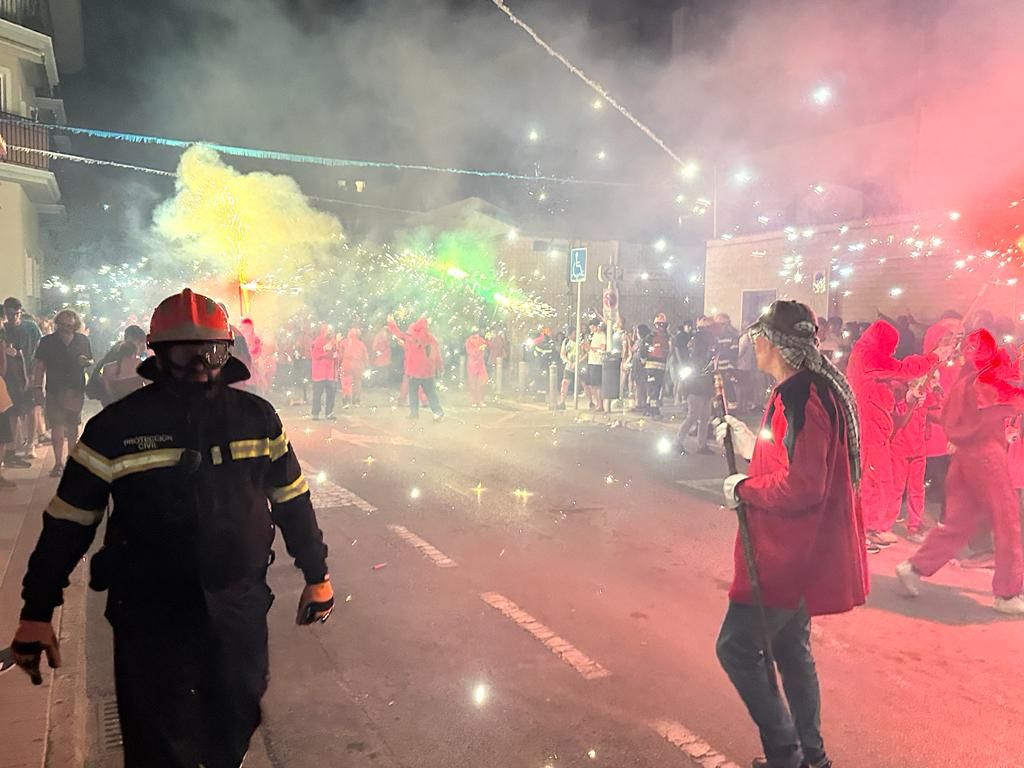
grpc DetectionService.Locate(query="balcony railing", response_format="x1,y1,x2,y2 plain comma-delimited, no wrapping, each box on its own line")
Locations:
0,0,53,37
0,112,51,171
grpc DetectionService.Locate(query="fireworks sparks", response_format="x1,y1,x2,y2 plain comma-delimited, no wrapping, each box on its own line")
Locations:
512,488,533,501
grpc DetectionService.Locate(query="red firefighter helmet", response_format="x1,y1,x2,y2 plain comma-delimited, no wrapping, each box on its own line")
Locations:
148,288,233,344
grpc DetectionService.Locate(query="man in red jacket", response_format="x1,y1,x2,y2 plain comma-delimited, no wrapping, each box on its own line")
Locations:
716,301,866,768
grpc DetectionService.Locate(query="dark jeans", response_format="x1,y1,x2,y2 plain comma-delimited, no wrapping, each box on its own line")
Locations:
409,377,443,418
926,454,950,522
716,601,825,768
312,380,335,417
676,394,712,449
645,368,665,407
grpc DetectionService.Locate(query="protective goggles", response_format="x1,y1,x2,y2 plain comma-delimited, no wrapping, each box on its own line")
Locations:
165,341,233,369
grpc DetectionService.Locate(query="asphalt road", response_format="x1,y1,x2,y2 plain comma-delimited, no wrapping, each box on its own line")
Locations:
84,389,1024,768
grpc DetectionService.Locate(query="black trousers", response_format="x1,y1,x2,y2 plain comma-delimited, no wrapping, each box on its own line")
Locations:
312,379,336,417
645,367,665,406
111,600,270,768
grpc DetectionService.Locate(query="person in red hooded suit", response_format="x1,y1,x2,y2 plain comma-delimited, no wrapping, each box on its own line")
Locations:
465,329,489,407
897,329,1024,615
921,313,963,520
846,320,941,550
338,327,369,408
388,314,444,421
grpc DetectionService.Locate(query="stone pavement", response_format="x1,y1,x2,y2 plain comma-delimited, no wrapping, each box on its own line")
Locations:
0,446,72,768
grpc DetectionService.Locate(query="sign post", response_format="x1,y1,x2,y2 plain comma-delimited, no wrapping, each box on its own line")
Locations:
569,247,587,412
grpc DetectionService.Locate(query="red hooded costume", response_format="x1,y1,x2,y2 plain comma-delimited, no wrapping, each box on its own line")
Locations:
734,369,869,615
339,328,369,400
371,328,392,369
922,320,962,458
846,321,935,532
465,332,489,406
909,329,1024,598
310,326,337,382
465,333,488,379
388,317,442,379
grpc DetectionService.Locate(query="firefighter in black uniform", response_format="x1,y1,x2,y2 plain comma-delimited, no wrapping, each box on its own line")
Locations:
642,313,672,419
9,289,334,768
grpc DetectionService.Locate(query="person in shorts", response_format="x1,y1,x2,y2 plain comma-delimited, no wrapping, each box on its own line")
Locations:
31,309,93,476
585,320,606,410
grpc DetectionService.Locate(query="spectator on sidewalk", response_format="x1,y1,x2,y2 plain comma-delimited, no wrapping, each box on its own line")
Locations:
673,316,715,455
3,297,41,466
558,329,579,409
672,320,694,406
0,328,15,488
584,319,606,411
86,324,147,407
31,310,93,477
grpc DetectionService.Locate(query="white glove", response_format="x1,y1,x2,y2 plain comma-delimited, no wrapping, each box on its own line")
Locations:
715,415,756,461
722,473,748,509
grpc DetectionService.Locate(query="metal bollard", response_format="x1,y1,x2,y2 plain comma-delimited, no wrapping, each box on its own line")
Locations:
458,355,467,387
495,357,504,397
548,363,559,409
517,360,529,399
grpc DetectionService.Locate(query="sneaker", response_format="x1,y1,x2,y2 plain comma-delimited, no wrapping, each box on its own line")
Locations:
867,531,894,548
875,530,900,545
3,454,31,469
49,464,63,478
994,595,1024,615
958,553,995,570
904,531,926,545
895,560,922,596
432,413,444,423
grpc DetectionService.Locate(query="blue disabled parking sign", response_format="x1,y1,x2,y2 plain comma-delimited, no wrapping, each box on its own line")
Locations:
570,248,587,282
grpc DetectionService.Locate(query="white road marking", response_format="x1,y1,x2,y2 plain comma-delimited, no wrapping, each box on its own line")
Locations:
330,428,414,448
387,524,458,568
301,465,378,513
479,592,610,681
442,482,473,500
651,719,742,768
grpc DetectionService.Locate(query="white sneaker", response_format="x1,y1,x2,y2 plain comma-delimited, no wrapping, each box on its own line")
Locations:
895,561,921,597
994,595,1024,615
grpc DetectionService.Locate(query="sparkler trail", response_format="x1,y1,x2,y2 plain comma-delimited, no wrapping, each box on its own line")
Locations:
8,116,639,187
487,0,686,168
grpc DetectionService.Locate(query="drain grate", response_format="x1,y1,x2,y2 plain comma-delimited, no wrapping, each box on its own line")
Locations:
98,698,123,751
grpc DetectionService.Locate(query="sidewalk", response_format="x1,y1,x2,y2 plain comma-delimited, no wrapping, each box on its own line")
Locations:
0,446,77,768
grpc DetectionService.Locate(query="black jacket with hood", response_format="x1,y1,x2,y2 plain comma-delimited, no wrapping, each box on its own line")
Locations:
20,355,328,625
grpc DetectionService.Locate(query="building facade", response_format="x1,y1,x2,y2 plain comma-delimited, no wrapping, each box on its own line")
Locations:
0,5,71,310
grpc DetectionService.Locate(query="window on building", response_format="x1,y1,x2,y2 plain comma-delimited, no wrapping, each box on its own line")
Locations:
0,71,7,113
741,289,777,329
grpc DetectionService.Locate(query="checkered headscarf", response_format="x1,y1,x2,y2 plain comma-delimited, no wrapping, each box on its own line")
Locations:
748,302,861,486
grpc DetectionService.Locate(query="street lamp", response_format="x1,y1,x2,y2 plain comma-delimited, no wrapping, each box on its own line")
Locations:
528,128,540,143
811,85,833,106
